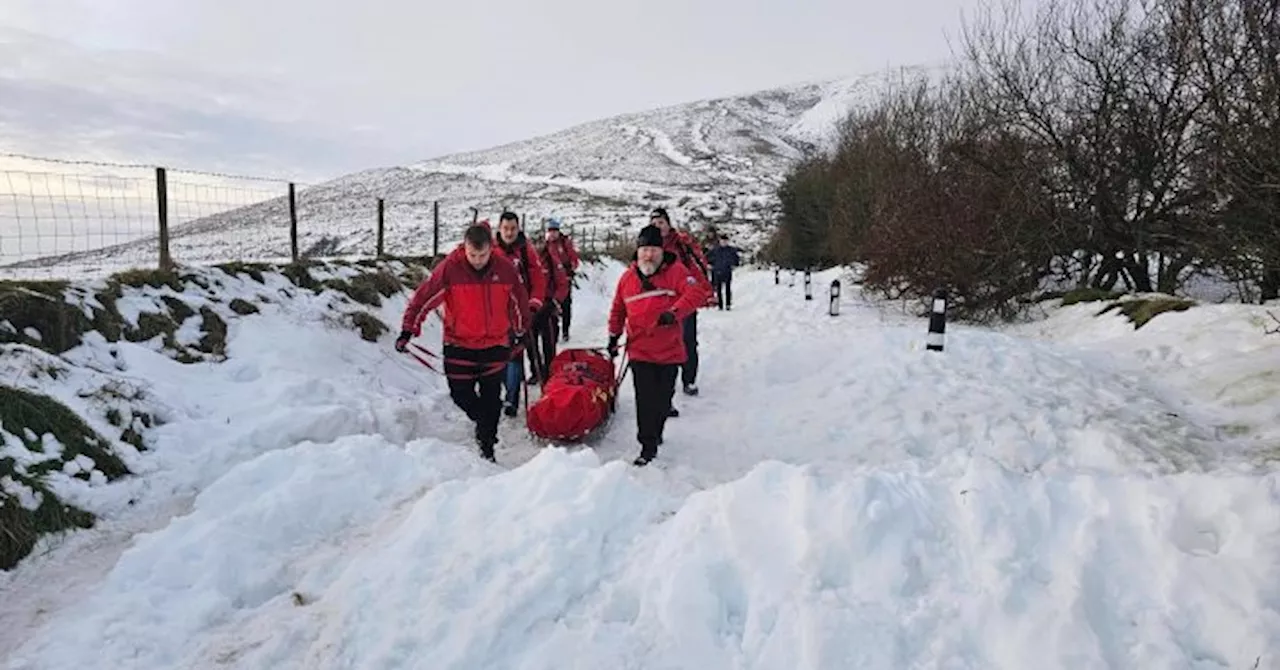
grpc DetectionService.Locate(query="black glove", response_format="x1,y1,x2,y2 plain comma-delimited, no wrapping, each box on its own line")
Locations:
395,330,413,352
607,334,620,359
657,311,676,326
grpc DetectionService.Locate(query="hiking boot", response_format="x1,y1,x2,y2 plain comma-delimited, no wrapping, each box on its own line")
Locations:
634,442,657,466
683,384,699,396
668,406,679,418
503,403,517,418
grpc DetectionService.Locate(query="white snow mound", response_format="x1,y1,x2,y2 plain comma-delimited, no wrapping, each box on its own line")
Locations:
9,447,1280,670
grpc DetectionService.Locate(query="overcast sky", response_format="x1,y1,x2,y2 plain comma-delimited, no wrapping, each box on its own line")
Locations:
1,0,987,182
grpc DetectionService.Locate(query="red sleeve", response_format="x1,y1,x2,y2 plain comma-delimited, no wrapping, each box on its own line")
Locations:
506,261,532,334
667,261,707,321
401,257,451,335
565,237,581,270
608,272,629,337
526,244,548,304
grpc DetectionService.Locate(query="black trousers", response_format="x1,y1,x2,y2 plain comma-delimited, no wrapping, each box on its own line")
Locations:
714,275,732,309
560,294,573,338
444,344,509,453
529,305,558,382
630,361,679,457
681,312,698,387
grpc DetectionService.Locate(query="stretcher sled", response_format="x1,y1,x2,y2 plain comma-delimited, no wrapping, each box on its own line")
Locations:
526,347,626,444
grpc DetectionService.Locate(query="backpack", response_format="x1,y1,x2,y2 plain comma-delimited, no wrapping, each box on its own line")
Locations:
540,244,559,297
501,238,533,292
673,233,708,279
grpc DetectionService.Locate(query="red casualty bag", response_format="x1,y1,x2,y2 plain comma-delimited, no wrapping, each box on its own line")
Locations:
526,348,619,442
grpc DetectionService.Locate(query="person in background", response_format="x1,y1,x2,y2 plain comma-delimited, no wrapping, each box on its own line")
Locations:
648,207,712,398
542,218,580,340
706,235,741,310
493,211,547,416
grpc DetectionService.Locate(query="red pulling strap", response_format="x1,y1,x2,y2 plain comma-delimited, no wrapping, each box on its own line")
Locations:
402,341,524,381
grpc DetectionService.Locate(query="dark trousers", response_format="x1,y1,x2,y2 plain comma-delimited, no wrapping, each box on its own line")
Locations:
560,294,573,338
681,312,698,387
713,275,732,309
630,361,679,457
444,344,509,454
530,306,558,382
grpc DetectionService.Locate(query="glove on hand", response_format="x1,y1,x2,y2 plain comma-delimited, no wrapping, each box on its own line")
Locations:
657,311,677,326
395,330,412,352
607,334,620,359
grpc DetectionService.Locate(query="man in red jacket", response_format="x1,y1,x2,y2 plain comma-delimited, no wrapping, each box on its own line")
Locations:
397,224,532,462
607,224,708,466
542,218,580,340
493,211,548,415
649,208,712,398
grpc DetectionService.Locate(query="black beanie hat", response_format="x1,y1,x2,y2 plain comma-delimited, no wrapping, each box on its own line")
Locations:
636,224,663,249
650,207,670,223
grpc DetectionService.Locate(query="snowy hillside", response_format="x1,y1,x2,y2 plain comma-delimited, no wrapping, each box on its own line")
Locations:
2,259,1278,669
6,76,882,276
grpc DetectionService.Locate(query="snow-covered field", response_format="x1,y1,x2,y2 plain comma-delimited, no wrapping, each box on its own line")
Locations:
2,261,1278,669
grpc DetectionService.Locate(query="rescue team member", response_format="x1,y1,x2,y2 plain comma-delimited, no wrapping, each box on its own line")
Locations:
397,223,532,462
606,224,709,466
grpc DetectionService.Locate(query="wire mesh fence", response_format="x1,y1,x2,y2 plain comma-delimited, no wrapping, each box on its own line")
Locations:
0,152,628,281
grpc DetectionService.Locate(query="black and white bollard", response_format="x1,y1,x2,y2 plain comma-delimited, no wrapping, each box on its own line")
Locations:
804,268,812,300
926,288,947,352
774,267,780,285
829,279,841,316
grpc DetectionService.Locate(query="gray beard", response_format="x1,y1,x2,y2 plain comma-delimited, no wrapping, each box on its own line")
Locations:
638,259,659,275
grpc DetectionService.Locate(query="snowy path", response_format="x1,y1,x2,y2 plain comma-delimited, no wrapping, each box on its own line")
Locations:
3,264,1278,669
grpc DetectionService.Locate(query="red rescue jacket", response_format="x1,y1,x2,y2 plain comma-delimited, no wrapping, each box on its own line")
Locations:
663,228,714,306
494,231,548,308
401,246,532,350
542,233,580,302
608,252,708,364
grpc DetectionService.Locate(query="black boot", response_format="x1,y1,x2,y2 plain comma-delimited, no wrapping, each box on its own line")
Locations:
633,441,657,466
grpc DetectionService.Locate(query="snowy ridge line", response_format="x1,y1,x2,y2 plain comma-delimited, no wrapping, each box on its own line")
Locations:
6,75,867,273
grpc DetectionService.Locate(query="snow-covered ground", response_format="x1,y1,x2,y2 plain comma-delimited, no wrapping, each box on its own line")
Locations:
2,262,1278,669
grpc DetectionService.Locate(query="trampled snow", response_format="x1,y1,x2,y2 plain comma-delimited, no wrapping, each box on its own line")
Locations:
3,262,1279,669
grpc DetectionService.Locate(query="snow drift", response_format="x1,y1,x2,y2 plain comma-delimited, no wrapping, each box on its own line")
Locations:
7,446,1278,670
3,261,1279,670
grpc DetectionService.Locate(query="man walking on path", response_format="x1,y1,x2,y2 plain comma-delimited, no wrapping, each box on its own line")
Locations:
607,224,708,466
648,207,712,398
542,218,580,340
493,211,548,416
396,224,532,462
706,235,741,310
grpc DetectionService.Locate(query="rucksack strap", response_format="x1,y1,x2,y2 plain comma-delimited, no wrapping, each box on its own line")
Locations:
678,238,708,277
541,245,558,295
516,243,531,290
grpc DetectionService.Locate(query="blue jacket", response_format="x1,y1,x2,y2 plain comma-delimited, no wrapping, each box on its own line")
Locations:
706,244,740,280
